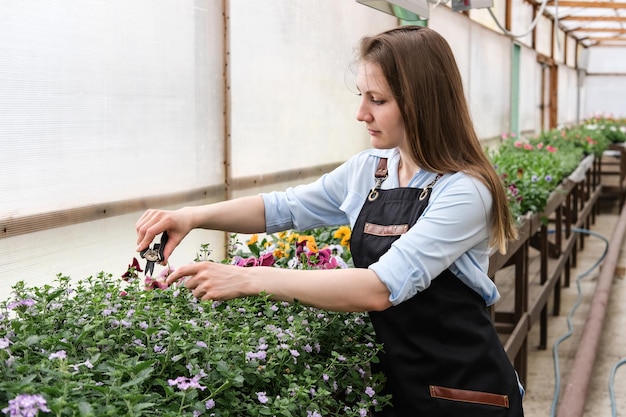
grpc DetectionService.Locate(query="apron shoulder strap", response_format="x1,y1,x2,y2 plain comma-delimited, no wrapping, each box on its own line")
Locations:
368,158,389,202
419,173,443,200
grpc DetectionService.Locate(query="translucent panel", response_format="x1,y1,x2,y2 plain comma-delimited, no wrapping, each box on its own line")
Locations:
519,46,541,134
468,25,512,138
554,28,566,64
584,76,626,118
535,15,553,58
0,201,224,300
0,0,224,218
557,66,579,126
229,0,397,178
587,47,626,73
510,2,534,48
566,36,577,68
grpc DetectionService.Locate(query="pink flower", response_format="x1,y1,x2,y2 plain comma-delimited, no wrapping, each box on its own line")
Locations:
145,276,168,290
158,266,175,279
258,252,275,267
233,253,275,268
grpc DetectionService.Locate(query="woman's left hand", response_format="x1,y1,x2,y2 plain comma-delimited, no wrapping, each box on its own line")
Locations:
165,261,249,301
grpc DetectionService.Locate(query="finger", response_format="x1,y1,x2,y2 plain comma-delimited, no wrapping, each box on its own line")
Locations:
159,238,179,265
165,263,196,286
135,210,158,248
135,209,158,234
136,220,166,252
194,288,208,300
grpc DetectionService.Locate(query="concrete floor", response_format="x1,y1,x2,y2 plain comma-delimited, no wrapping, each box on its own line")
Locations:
522,198,626,417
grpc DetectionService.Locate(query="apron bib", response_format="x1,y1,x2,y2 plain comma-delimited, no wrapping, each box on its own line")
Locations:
350,158,524,417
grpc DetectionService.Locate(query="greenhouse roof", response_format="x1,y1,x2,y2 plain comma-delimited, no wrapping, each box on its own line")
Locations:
542,0,626,47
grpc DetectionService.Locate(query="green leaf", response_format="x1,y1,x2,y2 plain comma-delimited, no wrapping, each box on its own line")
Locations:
25,335,41,346
78,401,96,417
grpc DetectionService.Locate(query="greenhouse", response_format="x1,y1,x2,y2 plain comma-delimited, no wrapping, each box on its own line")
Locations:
2,1,626,416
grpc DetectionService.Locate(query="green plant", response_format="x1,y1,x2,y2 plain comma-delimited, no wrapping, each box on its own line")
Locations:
490,136,580,218
584,114,626,144
0,227,389,417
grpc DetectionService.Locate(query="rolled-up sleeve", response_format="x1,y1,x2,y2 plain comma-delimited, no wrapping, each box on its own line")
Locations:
261,164,353,234
369,175,495,305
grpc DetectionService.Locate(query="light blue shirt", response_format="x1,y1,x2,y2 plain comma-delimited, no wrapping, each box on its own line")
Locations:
261,147,500,307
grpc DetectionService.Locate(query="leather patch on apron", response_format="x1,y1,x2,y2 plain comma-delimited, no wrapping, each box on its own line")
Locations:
363,222,409,236
429,385,510,408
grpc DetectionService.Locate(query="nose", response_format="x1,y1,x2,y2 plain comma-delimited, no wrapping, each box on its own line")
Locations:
356,100,373,123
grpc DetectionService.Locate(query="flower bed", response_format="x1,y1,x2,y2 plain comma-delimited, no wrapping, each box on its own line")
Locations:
0,228,390,417
490,120,623,220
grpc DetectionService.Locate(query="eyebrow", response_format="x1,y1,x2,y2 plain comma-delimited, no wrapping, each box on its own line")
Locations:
355,85,385,96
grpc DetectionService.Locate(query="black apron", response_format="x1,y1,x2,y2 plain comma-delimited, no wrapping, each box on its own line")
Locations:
350,158,524,417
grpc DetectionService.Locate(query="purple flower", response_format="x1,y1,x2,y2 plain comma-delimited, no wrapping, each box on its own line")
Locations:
0,338,11,349
2,394,50,417
48,350,67,360
246,350,267,361
205,399,215,410
359,408,368,416
196,341,208,348
365,386,375,397
545,175,553,182
6,299,35,310
167,375,206,391
256,391,269,404
307,411,322,417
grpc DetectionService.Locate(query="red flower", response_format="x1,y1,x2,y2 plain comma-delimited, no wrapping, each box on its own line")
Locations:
122,258,143,281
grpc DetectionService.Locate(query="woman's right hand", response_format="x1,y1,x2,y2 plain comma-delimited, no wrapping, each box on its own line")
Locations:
135,207,194,264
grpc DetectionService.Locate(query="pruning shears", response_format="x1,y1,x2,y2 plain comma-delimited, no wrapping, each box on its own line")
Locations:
139,232,169,277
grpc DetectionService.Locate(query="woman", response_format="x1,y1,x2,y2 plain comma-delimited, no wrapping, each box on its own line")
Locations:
136,26,524,416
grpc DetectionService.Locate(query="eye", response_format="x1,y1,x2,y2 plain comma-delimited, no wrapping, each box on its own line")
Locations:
371,98,385,105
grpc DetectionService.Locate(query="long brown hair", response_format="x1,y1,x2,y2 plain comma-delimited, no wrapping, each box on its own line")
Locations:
359,26,517,253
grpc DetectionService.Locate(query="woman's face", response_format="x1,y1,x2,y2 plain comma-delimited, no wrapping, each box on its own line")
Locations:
355,61,405,150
